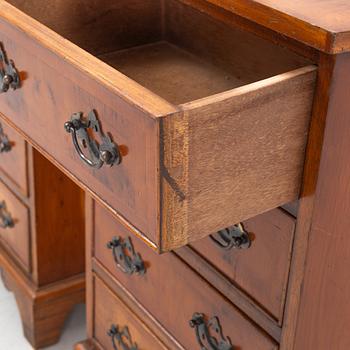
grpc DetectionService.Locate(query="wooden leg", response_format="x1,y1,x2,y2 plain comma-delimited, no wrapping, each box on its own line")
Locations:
0,249,85,349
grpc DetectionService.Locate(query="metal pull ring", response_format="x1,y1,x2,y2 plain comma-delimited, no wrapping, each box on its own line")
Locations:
0,122,11,153
0,43,20,93
189,313,233,350
210,223,251,250
64,110,121,169
0,201,14,229
107,236,146,276
107,324,138,350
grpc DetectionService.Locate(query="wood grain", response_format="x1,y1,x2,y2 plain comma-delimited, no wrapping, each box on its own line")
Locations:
190,208,295,323
165,0,310,83
291,53,350,350
31,149,85,286
0,179,30,271
92,201,277,350
280,53,337,349
93,275,168,350
6,0,162,56
189,0,350,54
0,16,162,246
161,66,316,250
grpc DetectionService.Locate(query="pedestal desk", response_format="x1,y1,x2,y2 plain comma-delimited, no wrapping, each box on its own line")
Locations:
0,1,349,349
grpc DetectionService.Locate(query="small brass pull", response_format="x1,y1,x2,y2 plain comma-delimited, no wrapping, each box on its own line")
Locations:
210,223,251,250
190,313,233,350
0,43,20,93
0,122,11,153
107,236,146,275
107,324,138,350
64,110,121,169
0,201,14,229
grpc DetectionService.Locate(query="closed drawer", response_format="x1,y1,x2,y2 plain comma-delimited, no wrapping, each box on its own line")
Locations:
0,180,30,270
92,200,277,349
93,275,168,350
190,208,295,322
0,0,316,251
0,118,27,195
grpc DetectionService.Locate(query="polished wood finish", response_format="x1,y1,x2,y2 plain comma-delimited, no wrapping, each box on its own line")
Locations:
0,179,30,271
0,243,85,349
0,119,27,195
0,0,316,251
289,53,350,350
91,200,277,350
195,0,350,54
32,150,85,286
280,53,337,349
94,275,168,350
0,118,85,348
190,208,295,322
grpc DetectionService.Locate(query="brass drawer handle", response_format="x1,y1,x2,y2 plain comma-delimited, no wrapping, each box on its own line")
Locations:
0,201,14,229
64,110,121,169
210,223,251,250
0,122,11,153
107,324,138,350
0,43,20,93
189,313,233,350
107,236,146,275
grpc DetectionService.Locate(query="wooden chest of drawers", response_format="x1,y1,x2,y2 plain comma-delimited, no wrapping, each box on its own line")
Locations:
84,198,298,349
1,0,350,349
0,118,85,349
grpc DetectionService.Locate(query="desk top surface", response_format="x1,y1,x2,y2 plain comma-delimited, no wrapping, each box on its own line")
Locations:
206,0,350,54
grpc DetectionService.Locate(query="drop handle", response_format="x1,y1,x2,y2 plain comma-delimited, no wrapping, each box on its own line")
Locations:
64,110,121,169
210,223,251,250
107,324,138,350
0,201,14,229
189,313,234,350
106,236,146,276
0,42,20,93
0,122,11,153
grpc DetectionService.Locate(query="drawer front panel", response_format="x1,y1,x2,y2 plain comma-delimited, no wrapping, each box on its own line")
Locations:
0,15,162,246
0,118,27,195
190,208,295,321
94,275,168,350
93,201,277,349
0,180,30,270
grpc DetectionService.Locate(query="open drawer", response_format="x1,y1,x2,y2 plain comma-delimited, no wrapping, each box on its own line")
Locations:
0,0,316,252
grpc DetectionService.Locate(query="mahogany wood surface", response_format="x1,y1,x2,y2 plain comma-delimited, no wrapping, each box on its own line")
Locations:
31,149,85,286
0,179,30,271
0,119,86,347
190,208,295,323
279,53,337,349
291,53,350,350
0,118,28,196
93,275,168,350
193,0,350,54
92,200,277,350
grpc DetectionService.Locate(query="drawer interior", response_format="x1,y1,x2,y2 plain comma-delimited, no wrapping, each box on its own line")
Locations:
7,0,310,105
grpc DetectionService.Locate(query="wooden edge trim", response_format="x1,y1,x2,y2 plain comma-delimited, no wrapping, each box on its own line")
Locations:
197,0,339,54
180,65,317,110
0,0,178,118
